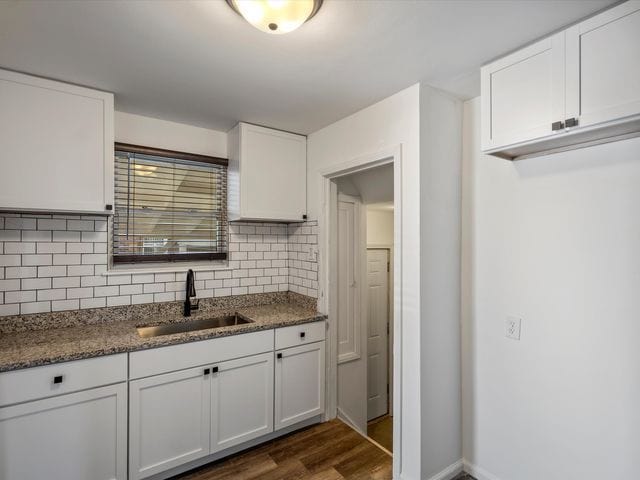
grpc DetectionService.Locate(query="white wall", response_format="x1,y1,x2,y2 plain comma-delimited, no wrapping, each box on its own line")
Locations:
114,111,227,158
367,209,394,246
308,84,423,479
419,85,463,478
462,97,640,479
309,83,464,479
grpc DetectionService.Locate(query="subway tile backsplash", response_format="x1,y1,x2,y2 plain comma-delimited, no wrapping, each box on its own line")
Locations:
0,214,318,317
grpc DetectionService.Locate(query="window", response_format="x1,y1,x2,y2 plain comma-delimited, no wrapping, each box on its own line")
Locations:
113,143,228,264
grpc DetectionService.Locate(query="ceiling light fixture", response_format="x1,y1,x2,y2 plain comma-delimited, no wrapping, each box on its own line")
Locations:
226,0,323,34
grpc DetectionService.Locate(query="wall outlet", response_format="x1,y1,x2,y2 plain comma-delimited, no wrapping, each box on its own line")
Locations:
505,316,522,340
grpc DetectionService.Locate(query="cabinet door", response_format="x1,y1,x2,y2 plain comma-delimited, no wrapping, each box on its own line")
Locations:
210,352,274,453
240,123,306,221
0,383,127,480
275,341,325,430
129,367,210,479
0,69,114,214
566,1,640,129
481,33,565,151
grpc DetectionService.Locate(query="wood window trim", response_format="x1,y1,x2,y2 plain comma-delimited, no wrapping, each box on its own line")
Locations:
114,142,228,167
113,143,228,265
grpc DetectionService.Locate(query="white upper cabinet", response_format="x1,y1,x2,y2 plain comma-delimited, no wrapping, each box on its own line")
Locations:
482,1,640,160
565,1,640,129
228,122,307,222
481,33,565,151
0,69,114,214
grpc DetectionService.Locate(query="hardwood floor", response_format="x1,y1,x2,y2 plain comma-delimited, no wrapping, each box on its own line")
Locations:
173,419,392,479
172,419,477,480
367,415,393,453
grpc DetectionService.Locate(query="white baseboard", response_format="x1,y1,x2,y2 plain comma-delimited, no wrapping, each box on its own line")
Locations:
425,459,464,480
463,459,502,480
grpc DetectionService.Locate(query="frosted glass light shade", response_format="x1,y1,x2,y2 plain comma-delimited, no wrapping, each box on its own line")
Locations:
227,0,322,34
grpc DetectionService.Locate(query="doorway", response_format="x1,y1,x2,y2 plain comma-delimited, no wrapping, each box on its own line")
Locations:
365,202,394,453
324,158,397,461
320,146,402,477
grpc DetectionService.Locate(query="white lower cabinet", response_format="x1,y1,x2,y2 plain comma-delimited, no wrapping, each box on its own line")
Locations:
129,352,277,479
129,366,211,480
211,352,274,452
0,325,325,480
0,383,127,480
275,341,325,430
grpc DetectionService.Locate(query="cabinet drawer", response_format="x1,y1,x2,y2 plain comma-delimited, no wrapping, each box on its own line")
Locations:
0,354,127,407
129,330,274,379
275,321,325,350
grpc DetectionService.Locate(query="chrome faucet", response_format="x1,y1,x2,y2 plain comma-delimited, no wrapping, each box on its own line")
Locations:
184,269,199,317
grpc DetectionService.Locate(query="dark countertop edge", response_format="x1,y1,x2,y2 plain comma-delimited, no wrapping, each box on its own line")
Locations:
0,313,327,373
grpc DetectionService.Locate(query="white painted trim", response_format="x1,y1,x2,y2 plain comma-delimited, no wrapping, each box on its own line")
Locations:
424,459,464,480
463,460,503,480
104,263,231,276
319,145,403,479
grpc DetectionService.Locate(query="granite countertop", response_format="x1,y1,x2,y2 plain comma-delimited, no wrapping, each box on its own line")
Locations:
0,303,326,373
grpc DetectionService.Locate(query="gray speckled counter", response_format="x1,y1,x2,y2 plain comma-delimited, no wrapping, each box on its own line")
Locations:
0,300,325,373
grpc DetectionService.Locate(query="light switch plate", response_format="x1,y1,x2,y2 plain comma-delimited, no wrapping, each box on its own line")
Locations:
505,316,522,340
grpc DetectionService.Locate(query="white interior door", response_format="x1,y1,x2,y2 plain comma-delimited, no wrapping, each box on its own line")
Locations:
336,193,368,433
367,249,389,421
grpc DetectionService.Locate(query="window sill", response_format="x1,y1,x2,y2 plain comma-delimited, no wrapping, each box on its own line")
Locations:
104,261,231,276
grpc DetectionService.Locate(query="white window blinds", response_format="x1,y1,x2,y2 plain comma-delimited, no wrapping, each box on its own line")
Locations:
113,144,228,264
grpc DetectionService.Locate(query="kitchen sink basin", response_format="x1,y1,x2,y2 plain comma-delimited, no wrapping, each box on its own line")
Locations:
136,314,252,338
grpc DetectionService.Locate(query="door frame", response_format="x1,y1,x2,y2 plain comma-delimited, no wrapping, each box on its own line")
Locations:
319,145,402,477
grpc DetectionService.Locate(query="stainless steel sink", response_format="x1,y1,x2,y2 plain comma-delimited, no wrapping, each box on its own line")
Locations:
136,314,252,338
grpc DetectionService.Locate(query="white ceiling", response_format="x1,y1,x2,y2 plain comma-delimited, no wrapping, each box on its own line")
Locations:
335,163,393,205
0,0,615,134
